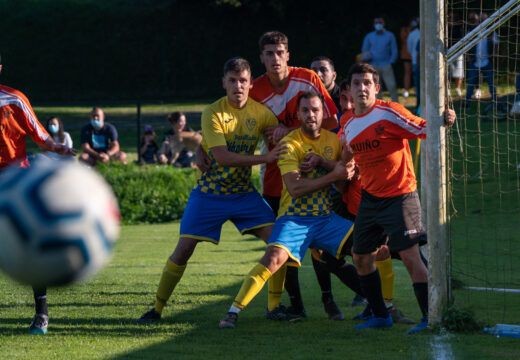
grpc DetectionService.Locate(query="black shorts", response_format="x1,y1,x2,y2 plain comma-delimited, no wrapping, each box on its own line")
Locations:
353,190,427,254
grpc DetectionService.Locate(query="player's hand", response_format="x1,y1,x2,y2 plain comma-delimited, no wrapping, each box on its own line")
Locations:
345,160,358,181
331,161,347,181
265,141,288,163
444,107,457,127
299,153,322,173
375,245,390,261
53,144,78,157
196,144,211,172
99,153,110,163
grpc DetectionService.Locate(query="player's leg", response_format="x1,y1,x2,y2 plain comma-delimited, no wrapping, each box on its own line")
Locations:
29,285,48,335
382,191,428,332
310,251,342,320
138,190,227,323
219,246,289,328
351,194,393,329
251,225,288,318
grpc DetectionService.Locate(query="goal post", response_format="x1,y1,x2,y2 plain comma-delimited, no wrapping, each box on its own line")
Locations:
422,0,449,326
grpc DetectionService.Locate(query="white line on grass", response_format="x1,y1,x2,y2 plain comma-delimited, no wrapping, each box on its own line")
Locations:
464,286,520,293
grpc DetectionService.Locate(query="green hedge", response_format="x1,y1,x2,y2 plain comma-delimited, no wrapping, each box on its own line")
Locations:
97,163,261,224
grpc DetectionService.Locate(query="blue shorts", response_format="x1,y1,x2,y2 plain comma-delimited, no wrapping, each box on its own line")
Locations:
180,189,275,244
267,213,354,266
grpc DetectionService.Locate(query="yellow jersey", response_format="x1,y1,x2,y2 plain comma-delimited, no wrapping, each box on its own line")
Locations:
195,96,278,195
277,128,342,217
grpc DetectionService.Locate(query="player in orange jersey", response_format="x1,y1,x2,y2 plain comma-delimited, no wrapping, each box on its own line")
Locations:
0,53,76,335
341,63,455,332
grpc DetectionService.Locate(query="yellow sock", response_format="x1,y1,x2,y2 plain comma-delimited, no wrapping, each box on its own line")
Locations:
233,263,272,310
267,264,287,311
376,257,394,304
154,259,186,314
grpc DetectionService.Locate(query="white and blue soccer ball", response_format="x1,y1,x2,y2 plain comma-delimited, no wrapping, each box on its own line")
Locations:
0,159,120,286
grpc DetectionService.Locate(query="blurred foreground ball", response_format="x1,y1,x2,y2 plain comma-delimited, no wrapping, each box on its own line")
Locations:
0,159,120,286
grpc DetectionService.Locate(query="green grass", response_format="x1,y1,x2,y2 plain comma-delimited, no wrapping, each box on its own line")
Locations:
1,221,519,359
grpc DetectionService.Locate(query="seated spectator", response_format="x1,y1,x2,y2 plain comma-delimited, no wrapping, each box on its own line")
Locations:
140,125,159,164
43,116,74,160
158,111,201,167
79,107,127,166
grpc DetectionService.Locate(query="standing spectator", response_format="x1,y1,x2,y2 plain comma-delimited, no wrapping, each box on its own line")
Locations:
464,12,498,106
0,53,76,335
139,125,159,164
361,17,399,102
407,17,420,107
158,112,201,167
447,12,465,97
79,107,127,166
43,116,73,160
399,19,414,98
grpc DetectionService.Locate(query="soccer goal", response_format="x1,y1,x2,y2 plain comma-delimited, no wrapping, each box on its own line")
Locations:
422,0,520,326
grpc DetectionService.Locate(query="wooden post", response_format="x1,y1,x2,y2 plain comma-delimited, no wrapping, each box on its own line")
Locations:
423,0,448,325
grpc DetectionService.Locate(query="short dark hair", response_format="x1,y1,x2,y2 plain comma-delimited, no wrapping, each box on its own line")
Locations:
347,63,380,85
223,57,251,76
339,78,350,91
297,91,324,109
311,56,335,71
167,111,185,124
259,31,288,52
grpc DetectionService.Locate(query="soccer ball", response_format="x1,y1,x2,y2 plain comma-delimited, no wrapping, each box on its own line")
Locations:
0,159,120,286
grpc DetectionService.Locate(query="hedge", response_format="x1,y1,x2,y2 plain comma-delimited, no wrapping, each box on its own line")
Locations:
97,163,261,224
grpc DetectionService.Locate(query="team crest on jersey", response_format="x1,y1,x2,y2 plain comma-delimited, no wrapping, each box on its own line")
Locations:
323,146,333,159
245,118,256,131
375,124,385,136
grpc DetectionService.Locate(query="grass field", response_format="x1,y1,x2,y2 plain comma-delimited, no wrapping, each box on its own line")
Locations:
1,221,519,360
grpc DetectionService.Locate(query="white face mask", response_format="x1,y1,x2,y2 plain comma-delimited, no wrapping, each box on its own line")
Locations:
374,23,383,31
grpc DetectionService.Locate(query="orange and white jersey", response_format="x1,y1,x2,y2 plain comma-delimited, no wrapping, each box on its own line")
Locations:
0,85,49,170
341,99,426,198
250,67,337,197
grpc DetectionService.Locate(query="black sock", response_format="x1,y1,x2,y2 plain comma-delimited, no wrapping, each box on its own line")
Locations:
413,282,428,318
311,257,333,303
320,252,364,297
284,266,304,313
32,286,48,315
359,270,388,318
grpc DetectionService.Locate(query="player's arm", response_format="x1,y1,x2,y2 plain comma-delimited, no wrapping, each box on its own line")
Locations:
283,161,347,199
41,137,77,156
210,141,287,167
322,115,338,131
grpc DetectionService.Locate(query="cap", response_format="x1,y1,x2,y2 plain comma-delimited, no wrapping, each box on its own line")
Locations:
144,125,153,133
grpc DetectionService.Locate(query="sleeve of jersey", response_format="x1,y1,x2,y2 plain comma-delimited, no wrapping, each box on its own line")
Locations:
201,107,227,148
13,92,48,144
386,102,426,140
310,72,338,118
109,124,119,142
277,141,300,176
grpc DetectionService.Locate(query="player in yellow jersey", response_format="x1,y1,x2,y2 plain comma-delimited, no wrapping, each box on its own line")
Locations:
219,91,366,329
137,57,287,323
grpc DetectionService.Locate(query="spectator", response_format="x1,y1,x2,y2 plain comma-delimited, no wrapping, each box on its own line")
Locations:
511,73,520,115
43,116,73,160
464,12,498,106
399,18,414,98
447,12,464,97
407,17,420,107
361,17,399,102
158,111,201,167
79,107,127,166
139,125,159,164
